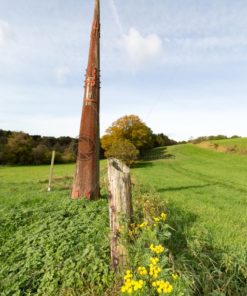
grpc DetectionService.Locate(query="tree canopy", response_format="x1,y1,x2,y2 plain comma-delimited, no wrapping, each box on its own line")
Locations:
101,115,153,154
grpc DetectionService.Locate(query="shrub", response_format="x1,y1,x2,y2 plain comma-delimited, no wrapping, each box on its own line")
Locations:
119,208,190,295
105,139,139,166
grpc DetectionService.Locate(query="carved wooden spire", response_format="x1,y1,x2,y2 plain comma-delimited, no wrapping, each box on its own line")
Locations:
71,0,100,200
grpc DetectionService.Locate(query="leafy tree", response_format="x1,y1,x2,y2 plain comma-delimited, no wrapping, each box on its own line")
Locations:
101,115,153,154
152,133,177,147
32,144,51,165
105,139,139,166
61,143,76,163
3,132,33,164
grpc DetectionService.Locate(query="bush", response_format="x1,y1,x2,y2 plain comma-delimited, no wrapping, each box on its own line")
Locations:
101,115,153,153
105,139,139,166
119,192,190,295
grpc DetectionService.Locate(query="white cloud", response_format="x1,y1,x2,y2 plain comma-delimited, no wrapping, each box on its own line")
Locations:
55,66,71,83
122,27,162,65
108,0,124,35
0,20,13,47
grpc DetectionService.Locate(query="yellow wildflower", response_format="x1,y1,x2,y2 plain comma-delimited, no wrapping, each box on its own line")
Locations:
149,262,161,278
150,244,165,254
137,266,147,276
139,221,148,228
154,217,161,222
172,273,178,280
121,272,144,294
150,257,159,265
118,225,125,233
161,212,167,220
152,280,173,294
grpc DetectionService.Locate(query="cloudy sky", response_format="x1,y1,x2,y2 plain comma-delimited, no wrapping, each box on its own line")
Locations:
0,0,247,141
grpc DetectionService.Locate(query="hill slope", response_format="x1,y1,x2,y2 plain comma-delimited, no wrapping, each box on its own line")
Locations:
1,144,247,295
133,144,247,252
197,137,247,154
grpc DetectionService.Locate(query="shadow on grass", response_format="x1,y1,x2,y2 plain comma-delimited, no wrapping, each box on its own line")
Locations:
132,148,175,169
166,205,198,253
157,183,212,193
166,204,247,295
132,162,154,169
140,147,175,161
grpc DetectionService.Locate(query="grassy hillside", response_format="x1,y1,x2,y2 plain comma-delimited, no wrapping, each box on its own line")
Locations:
197,137,247,154
1,144,247,295
133,144,247,252
133,144,247,294
0,164,115,296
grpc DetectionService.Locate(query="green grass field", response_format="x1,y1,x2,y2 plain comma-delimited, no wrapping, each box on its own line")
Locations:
212,137,247,149
1,143,247,295
0,164,116,296
133,144,247,252
198,137,247,154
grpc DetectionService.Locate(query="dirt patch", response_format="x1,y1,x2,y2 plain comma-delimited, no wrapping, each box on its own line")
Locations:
196,141,228,153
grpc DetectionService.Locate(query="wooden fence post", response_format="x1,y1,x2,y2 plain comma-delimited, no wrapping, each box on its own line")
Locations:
108,158,133,272
48,150,56,192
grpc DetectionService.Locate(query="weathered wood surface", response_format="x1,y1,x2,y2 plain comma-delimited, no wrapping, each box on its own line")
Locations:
108,158,133,271
48,150,56,192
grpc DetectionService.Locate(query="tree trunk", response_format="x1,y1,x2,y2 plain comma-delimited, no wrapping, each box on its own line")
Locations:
108,158,133,271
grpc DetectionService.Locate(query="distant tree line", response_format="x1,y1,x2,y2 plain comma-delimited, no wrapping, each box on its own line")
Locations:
0,130,77,165
0,119,177,165
189,135,241,144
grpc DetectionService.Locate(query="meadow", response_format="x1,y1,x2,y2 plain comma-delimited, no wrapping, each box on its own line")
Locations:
0,142,247,295
197,137,247,154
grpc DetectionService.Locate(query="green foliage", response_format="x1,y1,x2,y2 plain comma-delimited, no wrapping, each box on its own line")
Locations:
152,134,177,148
105,139,139,166
0,166,114,296
3,132,34,164
190,135,230,144
32,144,51,164
0,129,77,165
132,144,247,295
1,141,247,295
119,192,190,295
208,137,247,155
101,115,153,154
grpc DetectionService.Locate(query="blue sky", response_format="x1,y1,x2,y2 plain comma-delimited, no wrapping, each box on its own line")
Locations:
0,0,246,141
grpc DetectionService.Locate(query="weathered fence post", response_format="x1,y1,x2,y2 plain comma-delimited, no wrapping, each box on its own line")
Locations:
108,158,133,271
48,150,56,192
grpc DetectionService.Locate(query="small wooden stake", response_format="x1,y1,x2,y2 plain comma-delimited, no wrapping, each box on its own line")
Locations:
108,158,133,271
48,150,56,192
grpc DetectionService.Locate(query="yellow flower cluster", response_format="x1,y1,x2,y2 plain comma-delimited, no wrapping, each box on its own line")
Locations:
150,257,159,265
149,264,161,278
128,212,168,237
137,266,147,276
161,212,167,220
154,217,161,222
149,257,161,278
128,221,149,238
172,273,178,280
150,244,165,254
153,212,167,224
121,270,144,294
139,221,148,228
152,280,173,294
118,225,125,233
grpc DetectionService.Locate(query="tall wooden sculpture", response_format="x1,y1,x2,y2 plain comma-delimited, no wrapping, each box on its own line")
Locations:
71,0,100,200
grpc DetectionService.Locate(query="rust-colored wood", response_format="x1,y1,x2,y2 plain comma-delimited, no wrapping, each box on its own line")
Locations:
108,158,133,271
71,0,100,200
